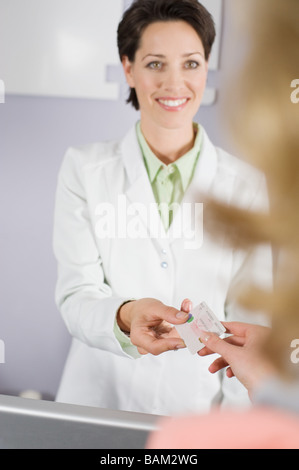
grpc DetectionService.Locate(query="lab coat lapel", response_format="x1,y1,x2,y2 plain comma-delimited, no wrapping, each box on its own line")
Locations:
120,126,169,243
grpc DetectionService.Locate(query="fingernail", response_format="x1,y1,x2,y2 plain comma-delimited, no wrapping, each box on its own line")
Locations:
198,329,211,342
176,311,189,319
175,342,186,350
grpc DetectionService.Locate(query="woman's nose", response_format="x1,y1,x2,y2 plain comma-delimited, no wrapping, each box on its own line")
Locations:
163,68,185,92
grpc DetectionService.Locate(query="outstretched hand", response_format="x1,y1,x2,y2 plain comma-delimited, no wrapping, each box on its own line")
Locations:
117,298,192,355
198,322,275,396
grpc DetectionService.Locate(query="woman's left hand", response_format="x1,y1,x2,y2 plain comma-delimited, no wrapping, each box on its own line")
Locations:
197,322,276,397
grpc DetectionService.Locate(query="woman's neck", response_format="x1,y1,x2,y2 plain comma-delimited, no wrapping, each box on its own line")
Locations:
140,120,196,165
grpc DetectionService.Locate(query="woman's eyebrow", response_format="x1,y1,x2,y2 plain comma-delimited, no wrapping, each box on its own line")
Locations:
141,52,204,61
183,52,205,58
142,54,165,61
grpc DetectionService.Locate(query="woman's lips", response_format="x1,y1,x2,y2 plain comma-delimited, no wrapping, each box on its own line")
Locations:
156,98,189,111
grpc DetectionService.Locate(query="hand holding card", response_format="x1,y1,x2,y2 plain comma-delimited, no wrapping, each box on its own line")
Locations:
176,302,226,355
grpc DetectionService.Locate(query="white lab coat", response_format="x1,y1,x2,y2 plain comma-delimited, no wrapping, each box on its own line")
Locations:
53,124,271,416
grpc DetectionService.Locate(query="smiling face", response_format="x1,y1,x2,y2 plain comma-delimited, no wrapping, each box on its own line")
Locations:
122,21,208,135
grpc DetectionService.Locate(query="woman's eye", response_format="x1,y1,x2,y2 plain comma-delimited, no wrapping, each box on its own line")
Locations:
147,61,163,70
185,61,200,69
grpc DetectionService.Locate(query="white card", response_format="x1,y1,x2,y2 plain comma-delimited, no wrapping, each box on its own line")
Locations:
176,302,226,355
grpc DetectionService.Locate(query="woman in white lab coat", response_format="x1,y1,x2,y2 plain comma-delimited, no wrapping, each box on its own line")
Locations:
53,0,271,415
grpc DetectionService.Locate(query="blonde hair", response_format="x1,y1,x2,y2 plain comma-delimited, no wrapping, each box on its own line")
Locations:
208,0,299,377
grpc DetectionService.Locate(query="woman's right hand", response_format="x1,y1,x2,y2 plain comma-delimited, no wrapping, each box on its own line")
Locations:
198,322,276,398
117,298,189,356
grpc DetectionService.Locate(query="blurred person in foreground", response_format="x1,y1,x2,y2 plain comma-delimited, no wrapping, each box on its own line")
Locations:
147,0,299,448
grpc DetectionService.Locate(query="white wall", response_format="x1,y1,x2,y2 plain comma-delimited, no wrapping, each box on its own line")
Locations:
0,0,223,103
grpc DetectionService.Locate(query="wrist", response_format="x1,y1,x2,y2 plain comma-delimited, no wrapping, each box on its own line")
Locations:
117,300,136,334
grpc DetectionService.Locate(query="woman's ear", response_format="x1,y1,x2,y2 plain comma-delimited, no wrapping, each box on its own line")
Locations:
122,56,135,88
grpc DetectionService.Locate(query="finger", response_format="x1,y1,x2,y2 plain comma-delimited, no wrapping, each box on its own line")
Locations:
198,334,244,357
137,346,149,355
208,356,229,374
224,335,246,347
221,321,256,337
226,367,235,378
198,345,216,357
133,333,186,356
158,305,190,326
180,298,193,313
198,331,237,361
164,327,181,340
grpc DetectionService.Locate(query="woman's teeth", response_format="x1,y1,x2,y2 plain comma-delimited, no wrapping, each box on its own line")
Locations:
158,98,187,107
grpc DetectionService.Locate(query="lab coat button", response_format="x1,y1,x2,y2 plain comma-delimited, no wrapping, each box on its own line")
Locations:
161,249,167,255
161,262,168,269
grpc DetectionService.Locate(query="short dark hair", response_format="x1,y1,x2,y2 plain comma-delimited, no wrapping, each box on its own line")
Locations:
117,0,216,110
